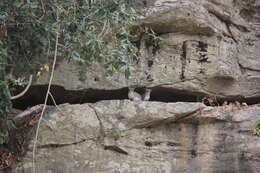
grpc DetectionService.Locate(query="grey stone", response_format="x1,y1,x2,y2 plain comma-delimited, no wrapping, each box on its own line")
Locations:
11,1,260,173
12,101,260,173
34,0,260,101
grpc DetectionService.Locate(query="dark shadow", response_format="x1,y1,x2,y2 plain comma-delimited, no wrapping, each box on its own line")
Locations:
11,85,260,110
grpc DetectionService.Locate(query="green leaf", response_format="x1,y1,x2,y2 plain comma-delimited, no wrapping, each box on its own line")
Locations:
0,137,4,145
107,69,114,76
124,67,130,79
14,0,23,8
6,120,16,130
112,126,123,138
0,131,8,144
256,120,260,129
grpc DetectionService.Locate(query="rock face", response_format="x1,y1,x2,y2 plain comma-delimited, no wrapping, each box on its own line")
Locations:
33,0,260,103
12,101,260,173
11,1,260,173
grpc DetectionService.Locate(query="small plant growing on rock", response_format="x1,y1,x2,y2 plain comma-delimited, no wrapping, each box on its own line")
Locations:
252,120,260,137
112,125,124,140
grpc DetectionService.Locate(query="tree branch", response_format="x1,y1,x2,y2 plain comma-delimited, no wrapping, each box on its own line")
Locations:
10,75,33,100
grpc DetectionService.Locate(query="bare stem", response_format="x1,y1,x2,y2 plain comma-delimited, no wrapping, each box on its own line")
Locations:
32,14,60,173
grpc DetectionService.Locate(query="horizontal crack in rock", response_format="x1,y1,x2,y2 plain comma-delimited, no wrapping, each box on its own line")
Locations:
11,84,260,110
33,139,87,150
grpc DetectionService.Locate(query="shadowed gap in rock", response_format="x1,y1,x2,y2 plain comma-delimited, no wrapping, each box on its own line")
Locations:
11,85,260,110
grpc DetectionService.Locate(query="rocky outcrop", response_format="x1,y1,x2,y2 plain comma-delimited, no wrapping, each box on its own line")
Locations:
10,1,260,173
12,101,260,173
30,0,260,103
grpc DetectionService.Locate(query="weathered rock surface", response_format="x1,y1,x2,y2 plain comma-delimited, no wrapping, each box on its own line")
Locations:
12,101,260,173
10,1,260,173
32,0,260,102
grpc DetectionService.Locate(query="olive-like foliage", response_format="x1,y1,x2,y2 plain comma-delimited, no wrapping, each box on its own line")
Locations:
0,0,139,144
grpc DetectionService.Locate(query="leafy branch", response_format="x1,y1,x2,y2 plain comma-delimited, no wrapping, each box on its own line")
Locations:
0,0,140,144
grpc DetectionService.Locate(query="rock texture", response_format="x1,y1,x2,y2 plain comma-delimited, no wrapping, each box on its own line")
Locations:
12,101,260,173
11,1,260,173
33,0,260,102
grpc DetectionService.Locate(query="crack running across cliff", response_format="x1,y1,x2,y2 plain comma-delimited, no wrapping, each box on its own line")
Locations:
11,85,199,109
11,84,260,110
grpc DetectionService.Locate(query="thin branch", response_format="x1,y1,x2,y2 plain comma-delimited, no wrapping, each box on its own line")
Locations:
88,104,105,144
98,20,108,38
39,0,46,13
10,75,33,100
48,92,66,116
32,14,60,173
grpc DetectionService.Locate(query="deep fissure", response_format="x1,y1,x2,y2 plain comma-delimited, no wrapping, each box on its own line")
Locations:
11,85,260,110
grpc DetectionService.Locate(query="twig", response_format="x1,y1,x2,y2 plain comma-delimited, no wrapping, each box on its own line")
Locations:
32,13,60,173
88,104,105,143
48,92,66,116
39,0,45,13
10,75,33,100
98,20,108,38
